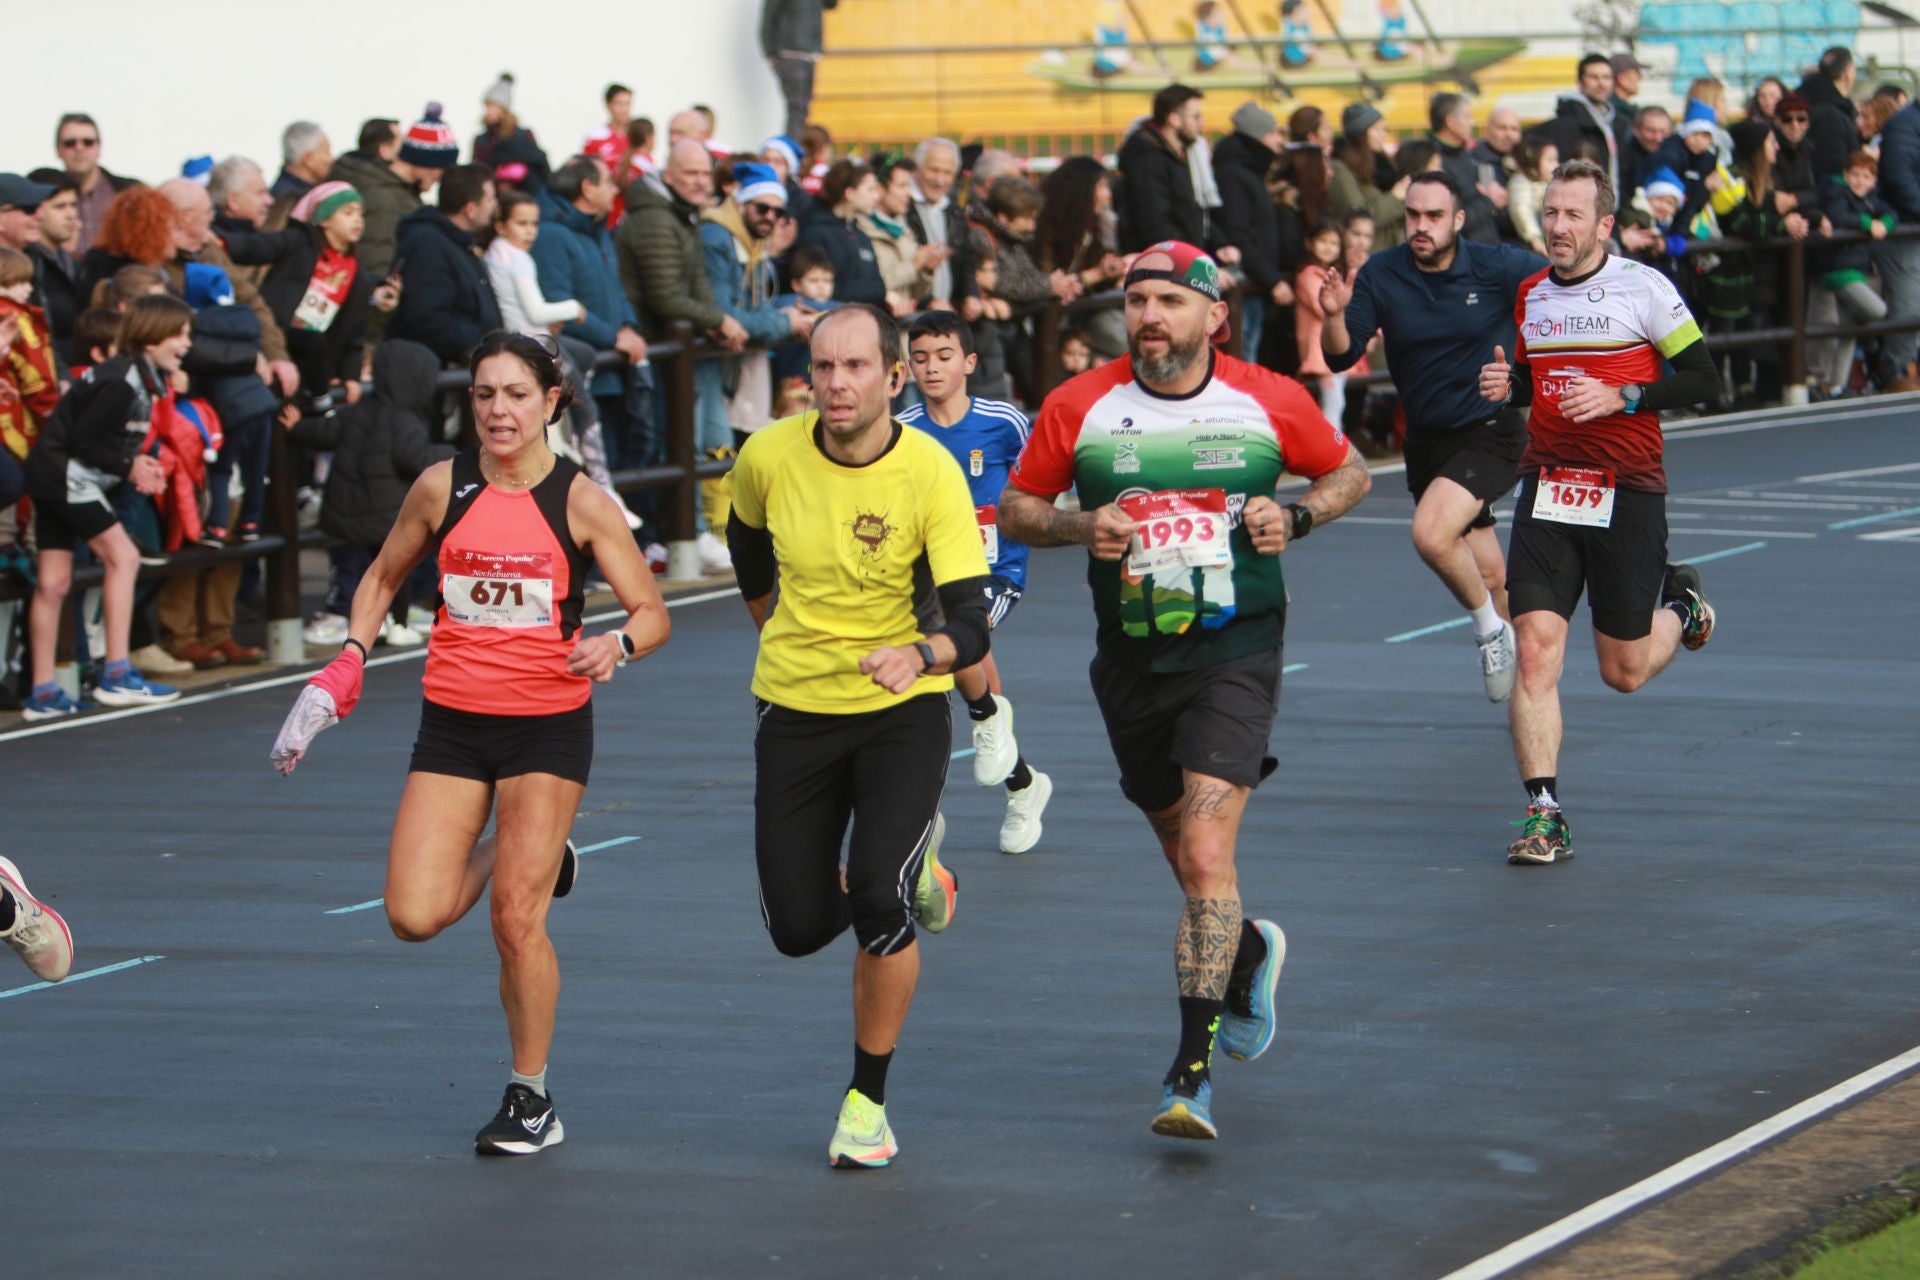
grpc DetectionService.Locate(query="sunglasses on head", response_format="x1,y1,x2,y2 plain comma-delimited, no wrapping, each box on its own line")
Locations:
59,136,99,149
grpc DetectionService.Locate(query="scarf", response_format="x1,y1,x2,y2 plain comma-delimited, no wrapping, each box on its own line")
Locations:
702,198,772,310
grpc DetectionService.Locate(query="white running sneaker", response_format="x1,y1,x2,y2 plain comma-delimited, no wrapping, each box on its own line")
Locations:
130,643,193,676
380,618,426,648
1478,620,1517,703
971,694,1018,786
406,605,437,633
696,530,733,575
0,856,73,982
999,768,1052,855
303,612,349,646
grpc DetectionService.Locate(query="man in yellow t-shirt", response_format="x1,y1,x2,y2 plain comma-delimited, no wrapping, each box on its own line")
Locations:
727,303,991,1170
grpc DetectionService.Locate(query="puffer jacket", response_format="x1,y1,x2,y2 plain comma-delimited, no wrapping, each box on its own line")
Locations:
796,201,887,305
616,178,728,340
530,188,636,395
387,206,504,364
287,340,454,546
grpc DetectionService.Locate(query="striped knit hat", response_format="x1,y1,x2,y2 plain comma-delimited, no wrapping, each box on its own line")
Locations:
400,103,459,169
292,181,364,225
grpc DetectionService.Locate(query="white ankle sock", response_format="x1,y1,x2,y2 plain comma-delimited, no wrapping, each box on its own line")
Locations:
1470,598,1503,638
511,1066,547,1097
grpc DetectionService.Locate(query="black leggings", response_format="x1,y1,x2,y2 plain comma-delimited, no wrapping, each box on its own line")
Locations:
753,693,952,958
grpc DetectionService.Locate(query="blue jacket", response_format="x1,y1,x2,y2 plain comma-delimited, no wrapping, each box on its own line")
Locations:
530,189,636,396
699,219,793,346
1325,237,1547,435
1878,103,1920,225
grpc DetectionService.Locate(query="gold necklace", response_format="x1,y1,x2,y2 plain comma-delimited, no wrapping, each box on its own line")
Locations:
482,448,553,490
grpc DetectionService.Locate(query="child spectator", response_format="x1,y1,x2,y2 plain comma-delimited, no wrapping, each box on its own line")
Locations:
1620,167,1691,286
1505,136,1558,257
771,245,836,386
483,190,584,334
90,263,169,314
1653,107,1722,224
1294,219,1358,425
71,307,122,371
0,247,63,467
20,294,191,718
1342,207,1376,267
799,124,835,195
289,340,453,648
1815,149,1897,396
1059,326,1095,375
965,239,1013,400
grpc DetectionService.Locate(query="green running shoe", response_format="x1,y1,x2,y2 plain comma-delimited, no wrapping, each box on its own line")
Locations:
1507,805,1572,865
910,813,956,933
828,1089,897,1168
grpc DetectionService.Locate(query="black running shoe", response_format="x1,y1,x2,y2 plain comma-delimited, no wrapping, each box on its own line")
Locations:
554,840,578,899
475,1084,564,1156
1663,564,1716,651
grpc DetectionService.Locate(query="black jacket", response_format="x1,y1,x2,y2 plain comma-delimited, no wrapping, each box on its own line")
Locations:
473,127,552,193
1546,96,1621,195
387,207,503,364
1773,134,1819,214
1116,126,1204,253
1210,131,1285,291
1432,134,1499,243
796,203,888,305
1817,178,1898,278
1797,73,1862,185
25,354,159,492
223,222,374,389
288,341,454,546
27,243,83,367
905,195,978,303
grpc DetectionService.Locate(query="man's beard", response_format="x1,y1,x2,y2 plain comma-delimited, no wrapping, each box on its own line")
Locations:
1129,326,1208,384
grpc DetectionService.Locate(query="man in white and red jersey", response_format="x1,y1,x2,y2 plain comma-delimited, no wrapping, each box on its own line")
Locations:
1476,159,1721,867
1000,241,1370,1141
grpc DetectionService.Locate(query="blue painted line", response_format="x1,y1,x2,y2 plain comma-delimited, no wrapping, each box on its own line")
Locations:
1385,616,1473,644
577,836,639,855
327,834,645,913
1683,540,1768,565
325,898,385,916
1283,662,1309,674
951,748,975,760
1829,504,1920,530
0,954,165,1000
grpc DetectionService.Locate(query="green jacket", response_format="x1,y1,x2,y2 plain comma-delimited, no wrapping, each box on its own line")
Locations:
327,152,421,280
616,179,727,341
1328,159,1405,250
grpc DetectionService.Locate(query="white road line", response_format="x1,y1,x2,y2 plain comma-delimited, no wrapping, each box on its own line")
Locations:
0,586,744,744
1859,526,1920,542
1432,1043,1920,1280
1830,504,1920,530
1832,479,1920,490
1678,540,1767,564
1671,497,1866,510
1796,460,1920,483
1668,528,1816,539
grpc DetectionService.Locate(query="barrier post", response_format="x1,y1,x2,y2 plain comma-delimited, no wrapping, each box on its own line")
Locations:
264,420,305,662
661,322,703,582
1783,238,1809,406
1033,302,1064,400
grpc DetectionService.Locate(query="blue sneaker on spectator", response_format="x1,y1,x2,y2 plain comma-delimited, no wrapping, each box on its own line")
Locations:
20,685,82,721
93,667,181,708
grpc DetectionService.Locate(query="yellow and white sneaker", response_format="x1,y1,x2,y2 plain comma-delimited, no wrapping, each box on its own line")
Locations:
828,1089,897,1169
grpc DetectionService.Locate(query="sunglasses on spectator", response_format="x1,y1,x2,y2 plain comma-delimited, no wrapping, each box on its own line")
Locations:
746,201,784,216
1778,114,1808,123
59,136,100,149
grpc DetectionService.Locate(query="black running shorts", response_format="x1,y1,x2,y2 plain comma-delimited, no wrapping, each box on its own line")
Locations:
984,575,1023,629
753,692,951,958
1402,408,1528,530
408,698,594,785
31,482,121,552
1088,647,1282,812
1505,474,1668,641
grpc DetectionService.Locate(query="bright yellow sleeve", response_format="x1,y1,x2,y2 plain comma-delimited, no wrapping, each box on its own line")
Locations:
921,439,991,586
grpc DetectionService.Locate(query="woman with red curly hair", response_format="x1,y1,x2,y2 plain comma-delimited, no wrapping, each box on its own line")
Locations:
79,187,179,300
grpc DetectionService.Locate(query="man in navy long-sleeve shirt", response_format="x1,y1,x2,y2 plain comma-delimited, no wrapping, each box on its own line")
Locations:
1319,171,1546,702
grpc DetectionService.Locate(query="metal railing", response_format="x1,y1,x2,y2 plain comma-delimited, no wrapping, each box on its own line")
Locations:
5,224,1916,662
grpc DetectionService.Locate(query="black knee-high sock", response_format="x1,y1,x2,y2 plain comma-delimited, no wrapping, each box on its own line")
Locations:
851,1045,893,1105
1172,996,1222,1080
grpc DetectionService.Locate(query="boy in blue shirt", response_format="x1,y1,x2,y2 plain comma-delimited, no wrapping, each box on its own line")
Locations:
900,312,1052,853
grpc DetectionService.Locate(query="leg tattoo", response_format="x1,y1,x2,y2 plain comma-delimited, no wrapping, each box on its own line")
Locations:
1175,896,1243,1000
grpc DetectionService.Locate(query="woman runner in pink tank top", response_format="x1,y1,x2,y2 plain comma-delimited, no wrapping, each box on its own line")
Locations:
271,331,669,1156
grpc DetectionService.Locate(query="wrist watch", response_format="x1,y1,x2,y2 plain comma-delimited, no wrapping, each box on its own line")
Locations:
1284,503,1314,541
1620,384,1645,414
613,631,636,667
914,641,939,672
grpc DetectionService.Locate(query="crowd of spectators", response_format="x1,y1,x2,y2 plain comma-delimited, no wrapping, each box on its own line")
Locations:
2,43,1916,712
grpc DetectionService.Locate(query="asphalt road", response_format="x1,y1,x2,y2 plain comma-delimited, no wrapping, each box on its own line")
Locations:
3,401,1916,1279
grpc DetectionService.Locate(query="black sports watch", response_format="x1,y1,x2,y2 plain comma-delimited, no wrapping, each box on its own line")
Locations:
1284,503,1314,541
1620,384,1645,413
613,630,636,666
914,641,939,673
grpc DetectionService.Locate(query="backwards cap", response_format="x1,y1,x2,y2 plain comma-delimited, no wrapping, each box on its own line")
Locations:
1123,240,1232,345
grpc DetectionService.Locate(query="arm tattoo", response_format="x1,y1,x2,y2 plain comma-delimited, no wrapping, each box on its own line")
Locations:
1297,449,1372,530
1175,895,1243,1000
998,488,1097,548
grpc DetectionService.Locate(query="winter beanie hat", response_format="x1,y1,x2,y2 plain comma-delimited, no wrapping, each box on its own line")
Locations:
401,104,460,169
762,135,804,177
1640,167,1685,202
1729,118,1773,165
484,73,514,109
732,163,787,207
1341,101,1384,141
291,181,364,225
1231,102,1280,142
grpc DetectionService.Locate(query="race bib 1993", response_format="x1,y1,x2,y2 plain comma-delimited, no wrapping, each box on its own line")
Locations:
1119,488,1231,577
